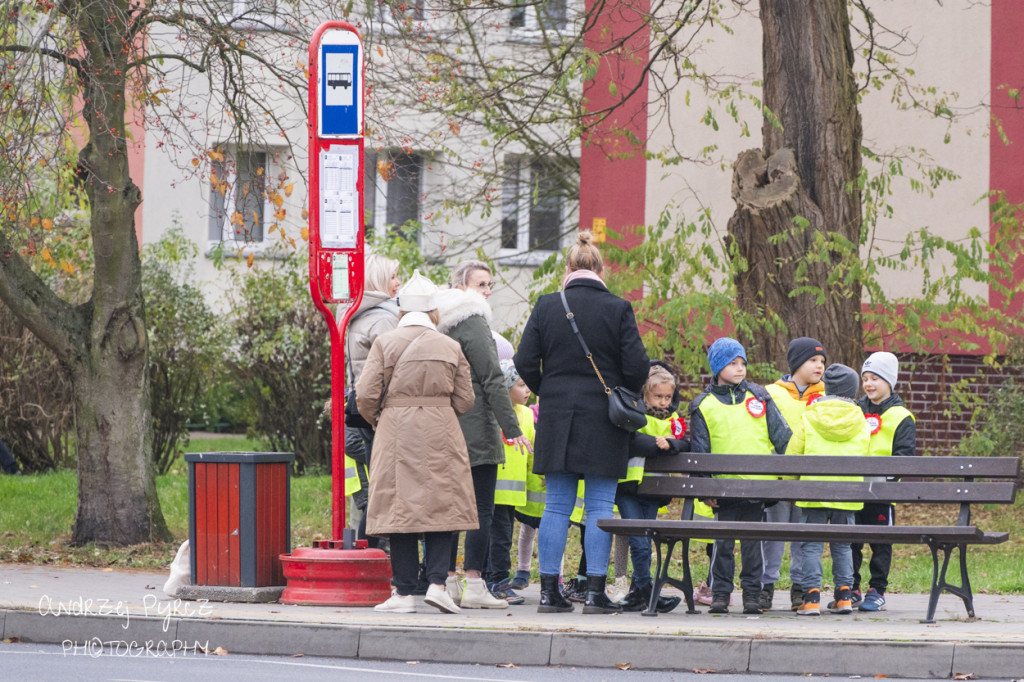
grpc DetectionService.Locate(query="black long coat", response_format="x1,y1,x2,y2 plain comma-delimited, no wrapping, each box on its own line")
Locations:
513,278,650,478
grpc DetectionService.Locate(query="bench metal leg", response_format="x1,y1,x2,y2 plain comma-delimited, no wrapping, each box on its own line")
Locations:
645,532,698,617
924,540,976,624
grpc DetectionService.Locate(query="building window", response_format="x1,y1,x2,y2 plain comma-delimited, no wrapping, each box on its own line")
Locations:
500,157,563,257
208,150,268,245
510,0,568,34
212,0,282,28
365,149,423,238
375,0,426,32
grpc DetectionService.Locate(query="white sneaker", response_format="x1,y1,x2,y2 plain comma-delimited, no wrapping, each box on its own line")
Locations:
424,584,461,614
374,591,415,613
445,574,464,603
459,577,509,609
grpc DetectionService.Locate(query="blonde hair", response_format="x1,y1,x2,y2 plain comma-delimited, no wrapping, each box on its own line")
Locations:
450,260,491,288
644,365,677,402
399,309,441,326
364,254,400,296
566,231,603,274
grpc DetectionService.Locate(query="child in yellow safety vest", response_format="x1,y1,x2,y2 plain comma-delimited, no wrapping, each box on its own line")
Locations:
688,337,792,615
851,351,917,613
789,363,870,617
615,361,690,613
485,360,536,604
508,400,545,591
762,336,827,612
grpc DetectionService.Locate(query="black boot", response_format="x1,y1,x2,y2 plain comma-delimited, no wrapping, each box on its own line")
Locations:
758,582,774,611
742,589,763,614
538,574,574,613
618,583,647,612
583,575,623,614
790,585,803,611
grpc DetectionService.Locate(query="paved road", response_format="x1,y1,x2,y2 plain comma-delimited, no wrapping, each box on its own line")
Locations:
1,642,978,682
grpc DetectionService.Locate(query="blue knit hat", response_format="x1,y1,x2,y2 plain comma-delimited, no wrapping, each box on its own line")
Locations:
707,337,747,379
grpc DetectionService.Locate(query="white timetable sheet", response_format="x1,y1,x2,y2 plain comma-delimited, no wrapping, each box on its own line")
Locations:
319,147,359,249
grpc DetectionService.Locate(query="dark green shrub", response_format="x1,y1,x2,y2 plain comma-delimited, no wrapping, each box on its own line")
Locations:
226,253,331,474
143,228,229,474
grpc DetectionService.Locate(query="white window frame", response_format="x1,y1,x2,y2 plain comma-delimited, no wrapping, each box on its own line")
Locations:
365,149,425,239
207,148,274,253
498,156,565,266
214,0,289,30
508,0,572,42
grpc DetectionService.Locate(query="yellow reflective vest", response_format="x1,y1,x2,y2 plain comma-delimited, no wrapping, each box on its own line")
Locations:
344,455,363,496
496,404,534,507
766,382,824,430
698,390,775,479
622,413,684,484
795,414,870,511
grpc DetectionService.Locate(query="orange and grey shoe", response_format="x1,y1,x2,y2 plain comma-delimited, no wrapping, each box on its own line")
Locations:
797,587,821,616
831,586,853,614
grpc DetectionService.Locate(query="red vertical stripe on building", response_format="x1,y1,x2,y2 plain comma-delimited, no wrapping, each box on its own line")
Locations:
580,0,651,254
990,0,1024,313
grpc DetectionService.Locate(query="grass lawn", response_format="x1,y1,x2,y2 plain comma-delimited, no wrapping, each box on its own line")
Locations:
2,440,1022,594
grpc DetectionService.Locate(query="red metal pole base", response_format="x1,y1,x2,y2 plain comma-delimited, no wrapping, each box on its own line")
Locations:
279,545,392,606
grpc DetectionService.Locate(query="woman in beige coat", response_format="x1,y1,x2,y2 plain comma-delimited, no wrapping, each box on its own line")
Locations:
356,271,478,614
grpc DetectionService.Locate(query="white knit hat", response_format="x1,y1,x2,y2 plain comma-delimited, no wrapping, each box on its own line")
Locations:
861,351,899,390
397,269,438,312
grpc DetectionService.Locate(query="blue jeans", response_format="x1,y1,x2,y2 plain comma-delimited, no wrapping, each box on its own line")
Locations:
538,473,617,577
799,507,855,592
615,494,661,588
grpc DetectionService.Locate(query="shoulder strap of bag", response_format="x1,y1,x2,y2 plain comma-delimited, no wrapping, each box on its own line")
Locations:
560,290,612,396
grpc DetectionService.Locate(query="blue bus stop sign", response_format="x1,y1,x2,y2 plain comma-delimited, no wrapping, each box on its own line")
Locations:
318,29,362,138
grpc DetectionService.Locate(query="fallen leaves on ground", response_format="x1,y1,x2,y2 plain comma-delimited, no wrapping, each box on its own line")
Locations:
953,674,979,680
615,662,632,670
496,663,518,668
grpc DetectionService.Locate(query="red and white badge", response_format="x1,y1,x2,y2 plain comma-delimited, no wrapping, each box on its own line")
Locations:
670,417,687,439
806,393,824,407
864,414,882,435
746,396,766,418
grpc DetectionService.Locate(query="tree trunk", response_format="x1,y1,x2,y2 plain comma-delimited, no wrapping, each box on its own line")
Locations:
727,0,864,372
68,0,168,544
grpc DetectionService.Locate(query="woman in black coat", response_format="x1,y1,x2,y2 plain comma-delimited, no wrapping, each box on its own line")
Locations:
513,231,649,614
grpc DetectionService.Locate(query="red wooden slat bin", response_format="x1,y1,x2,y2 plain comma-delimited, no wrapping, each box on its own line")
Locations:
186,452,294,587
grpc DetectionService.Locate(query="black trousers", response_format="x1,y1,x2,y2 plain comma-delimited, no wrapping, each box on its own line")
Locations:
390,532,452,596
485,503,516,585
449,464,498,573
709,501,765,595
851,502,894,594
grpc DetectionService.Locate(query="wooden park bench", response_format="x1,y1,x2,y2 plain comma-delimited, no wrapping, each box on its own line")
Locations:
597,453,1021,623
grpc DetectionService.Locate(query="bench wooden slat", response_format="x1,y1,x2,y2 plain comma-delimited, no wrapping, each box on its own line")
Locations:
643,454,1022,479
597,519,1010,546
638,477,1019,505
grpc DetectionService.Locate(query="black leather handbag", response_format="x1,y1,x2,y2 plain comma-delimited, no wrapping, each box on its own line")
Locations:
559,290,647,432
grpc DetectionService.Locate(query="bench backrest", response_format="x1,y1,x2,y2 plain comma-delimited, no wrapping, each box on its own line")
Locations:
639,454,1021,508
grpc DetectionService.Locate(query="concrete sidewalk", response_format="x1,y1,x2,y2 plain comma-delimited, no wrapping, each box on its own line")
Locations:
2,563,1022,678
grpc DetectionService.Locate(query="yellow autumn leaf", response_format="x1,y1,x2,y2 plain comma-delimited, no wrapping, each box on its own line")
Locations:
230,212,244,227
283,183,294,197
274,208,287,221
268,224,278,234
288,237,296,248
272,193,284,208
300,227,309,241
29,217,39,228
246,252,254,268
301,208,309,220
191,158,200,167
41,218,52,230
208,148,225,162
377,46,383,57
60,260,75,275
238,39,246,49
41,248,56,266
448,120,461,136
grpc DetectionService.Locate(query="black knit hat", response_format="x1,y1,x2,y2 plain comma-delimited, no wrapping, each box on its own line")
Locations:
787,337,826,375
